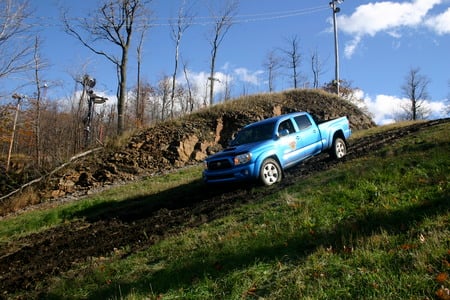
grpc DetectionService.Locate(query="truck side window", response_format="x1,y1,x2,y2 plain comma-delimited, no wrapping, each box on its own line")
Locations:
294,115,312,130
278,120,294,135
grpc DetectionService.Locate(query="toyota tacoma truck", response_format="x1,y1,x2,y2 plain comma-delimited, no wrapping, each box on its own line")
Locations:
203,111,351,186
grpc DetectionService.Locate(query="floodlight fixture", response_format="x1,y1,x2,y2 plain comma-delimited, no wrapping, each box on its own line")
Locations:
208,76,221,83
83,74,96,89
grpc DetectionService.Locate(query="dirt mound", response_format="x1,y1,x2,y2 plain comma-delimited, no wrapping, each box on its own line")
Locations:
0,89,375,215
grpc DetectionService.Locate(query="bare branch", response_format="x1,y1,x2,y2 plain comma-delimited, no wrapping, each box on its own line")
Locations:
169,0,195,118
207,0,239,105
280,35,302,89
0,0,34,78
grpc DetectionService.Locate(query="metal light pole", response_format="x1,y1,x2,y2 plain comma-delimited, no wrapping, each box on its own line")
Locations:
330,0,343,96
82,75,96,148
81,75,107,148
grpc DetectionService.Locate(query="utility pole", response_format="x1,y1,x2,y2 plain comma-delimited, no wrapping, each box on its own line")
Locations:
208,76,220,105
330,0,343,96
6,94,24,172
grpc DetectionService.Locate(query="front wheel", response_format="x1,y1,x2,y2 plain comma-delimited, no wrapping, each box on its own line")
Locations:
330,137,347,159
260,158,282,186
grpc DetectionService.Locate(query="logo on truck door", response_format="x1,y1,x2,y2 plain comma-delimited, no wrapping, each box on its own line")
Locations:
289,140,296,150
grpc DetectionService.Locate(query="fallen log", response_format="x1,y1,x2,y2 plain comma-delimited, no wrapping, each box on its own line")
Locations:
0,147,103,202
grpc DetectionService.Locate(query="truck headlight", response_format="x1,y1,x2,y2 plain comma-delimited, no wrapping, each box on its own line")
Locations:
234,152,252,165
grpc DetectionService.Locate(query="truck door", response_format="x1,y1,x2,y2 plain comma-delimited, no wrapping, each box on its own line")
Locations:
277,119,300,166
292,115,322,159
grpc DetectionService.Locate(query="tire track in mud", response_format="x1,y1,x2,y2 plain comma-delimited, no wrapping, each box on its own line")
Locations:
0,119,448,297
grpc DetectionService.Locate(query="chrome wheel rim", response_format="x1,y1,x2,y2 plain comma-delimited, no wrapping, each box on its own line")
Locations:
335,140,346,158
262,163,279,185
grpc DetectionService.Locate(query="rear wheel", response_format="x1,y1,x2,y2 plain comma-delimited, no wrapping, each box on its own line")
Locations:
330,137,347,159
260,158,282,186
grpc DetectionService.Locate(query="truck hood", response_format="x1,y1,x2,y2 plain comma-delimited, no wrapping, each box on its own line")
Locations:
206,141,269,160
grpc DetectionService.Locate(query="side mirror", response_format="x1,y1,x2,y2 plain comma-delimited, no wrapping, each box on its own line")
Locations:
278,129,290,138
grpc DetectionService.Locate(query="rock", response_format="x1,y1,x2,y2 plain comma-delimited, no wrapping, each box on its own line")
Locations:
177,135,199,162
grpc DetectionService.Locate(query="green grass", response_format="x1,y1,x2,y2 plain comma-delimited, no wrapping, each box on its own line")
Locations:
2,121,449,299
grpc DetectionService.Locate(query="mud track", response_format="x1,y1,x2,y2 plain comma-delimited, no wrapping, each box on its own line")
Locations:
0,119,447,298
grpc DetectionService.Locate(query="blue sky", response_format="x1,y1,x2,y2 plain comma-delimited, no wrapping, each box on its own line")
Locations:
8,0,450,124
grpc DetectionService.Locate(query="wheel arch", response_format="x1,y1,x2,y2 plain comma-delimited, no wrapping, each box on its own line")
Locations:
329,130,348,159
332,130,347,145
258,155,283,186
256,153,284,173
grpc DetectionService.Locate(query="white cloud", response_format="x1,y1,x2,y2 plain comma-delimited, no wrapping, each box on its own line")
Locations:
344,36,361,59
181,67,263,96
361,91,448,124
338,0,445,57
425,7,450,34
233,68,263,85
177,70,231,99
363,94,404,124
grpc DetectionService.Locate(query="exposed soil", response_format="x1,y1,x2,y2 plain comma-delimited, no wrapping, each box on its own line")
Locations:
0,118,448,299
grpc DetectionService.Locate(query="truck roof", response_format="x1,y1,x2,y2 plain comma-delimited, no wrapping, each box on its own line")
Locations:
244,111,308,128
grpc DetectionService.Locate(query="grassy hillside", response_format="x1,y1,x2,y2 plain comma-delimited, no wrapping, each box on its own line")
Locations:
1,120,448,299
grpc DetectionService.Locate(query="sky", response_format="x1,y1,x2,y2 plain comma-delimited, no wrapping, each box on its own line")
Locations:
5,0,450,125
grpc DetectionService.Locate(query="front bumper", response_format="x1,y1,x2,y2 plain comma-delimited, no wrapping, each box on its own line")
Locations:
203,163,257,184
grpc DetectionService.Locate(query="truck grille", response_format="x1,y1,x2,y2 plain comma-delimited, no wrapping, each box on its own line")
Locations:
208,159,232,170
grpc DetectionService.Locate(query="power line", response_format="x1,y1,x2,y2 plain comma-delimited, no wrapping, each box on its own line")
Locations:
151,5,330,26
20,5,329,28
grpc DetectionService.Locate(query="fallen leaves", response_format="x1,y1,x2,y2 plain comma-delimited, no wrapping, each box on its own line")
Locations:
436,272,449,283
436,286,450,300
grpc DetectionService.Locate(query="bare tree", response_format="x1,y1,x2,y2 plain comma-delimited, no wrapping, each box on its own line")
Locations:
63,0,151,134
222,73,232,101
182,60,194,113
281,35,302,89
157,75,171,120
169,1,194,118
0,0,34,79
135,21,149,128
310,48,327,89
262,49,282,93
206,0,238,105
31,36,49,167
401,67,431,120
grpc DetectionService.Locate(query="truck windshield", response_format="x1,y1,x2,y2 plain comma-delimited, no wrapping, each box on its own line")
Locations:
230,122,275,146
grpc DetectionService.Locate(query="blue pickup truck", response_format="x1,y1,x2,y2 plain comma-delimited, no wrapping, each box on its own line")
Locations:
203,112,351,186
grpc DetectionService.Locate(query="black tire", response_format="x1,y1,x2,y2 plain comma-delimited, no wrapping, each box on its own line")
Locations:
260,158,282,186
330,137,347,159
